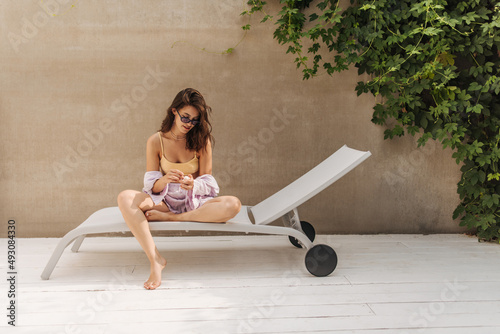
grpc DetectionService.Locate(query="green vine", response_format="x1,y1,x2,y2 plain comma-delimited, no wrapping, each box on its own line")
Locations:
243,0,500,241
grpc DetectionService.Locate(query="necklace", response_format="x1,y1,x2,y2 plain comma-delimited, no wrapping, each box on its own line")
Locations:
169,131,186,141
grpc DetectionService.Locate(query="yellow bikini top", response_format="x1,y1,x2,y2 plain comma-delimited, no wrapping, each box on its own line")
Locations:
158,132,199,175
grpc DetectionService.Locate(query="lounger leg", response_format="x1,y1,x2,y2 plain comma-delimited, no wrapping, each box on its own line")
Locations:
71,235,86,253
41,230,82,280
282,208,304,233
282,208,314,249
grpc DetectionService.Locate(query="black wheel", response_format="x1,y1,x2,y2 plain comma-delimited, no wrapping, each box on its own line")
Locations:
305,244,337,277
289,221,316,248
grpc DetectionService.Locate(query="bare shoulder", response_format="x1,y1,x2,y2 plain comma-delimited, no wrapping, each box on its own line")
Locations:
147,132,161,146
146,132,163,156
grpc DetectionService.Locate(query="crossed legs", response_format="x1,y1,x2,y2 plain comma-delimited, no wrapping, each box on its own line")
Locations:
144,196,242,223
117,190,241,290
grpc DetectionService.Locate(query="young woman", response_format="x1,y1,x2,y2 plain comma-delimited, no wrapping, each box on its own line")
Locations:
117,88,241,290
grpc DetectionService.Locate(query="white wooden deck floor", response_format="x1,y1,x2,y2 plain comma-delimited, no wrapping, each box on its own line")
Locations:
2,234,500,333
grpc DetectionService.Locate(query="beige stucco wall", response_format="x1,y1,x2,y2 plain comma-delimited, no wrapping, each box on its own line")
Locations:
0,0,464,238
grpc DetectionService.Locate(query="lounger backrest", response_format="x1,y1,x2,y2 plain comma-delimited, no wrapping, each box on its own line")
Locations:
250,145,371,225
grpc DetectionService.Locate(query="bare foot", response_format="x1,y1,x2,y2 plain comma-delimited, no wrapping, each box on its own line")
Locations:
144,254,167,290
145,209,176,221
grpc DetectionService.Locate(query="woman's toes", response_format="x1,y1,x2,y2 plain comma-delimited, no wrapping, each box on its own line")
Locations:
145,209,176,221
145,210,160,221
144,277,161,290
144,280,160,290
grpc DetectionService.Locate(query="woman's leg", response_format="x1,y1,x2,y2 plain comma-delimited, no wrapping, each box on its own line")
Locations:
117,190,170,290
145,196,242,223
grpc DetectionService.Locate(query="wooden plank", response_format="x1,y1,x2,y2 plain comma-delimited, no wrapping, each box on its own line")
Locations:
369,301,500,315
17,304,374,326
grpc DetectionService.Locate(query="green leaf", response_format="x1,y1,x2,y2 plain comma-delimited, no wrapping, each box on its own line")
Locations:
437,52,456,66
483,195,500,209
453,205,465,219
487,173,500,181
422,27,443,36
477,155,491,167
469,82,482,91
420,116,428,129
360,4,376,11
309,13,318,22
467,104,483,114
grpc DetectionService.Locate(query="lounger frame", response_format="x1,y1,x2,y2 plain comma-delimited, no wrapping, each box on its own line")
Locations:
41,145,371,280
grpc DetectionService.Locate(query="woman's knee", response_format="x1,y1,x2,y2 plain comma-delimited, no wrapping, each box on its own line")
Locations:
224,196,241,216
117,190,140,209
118,190,155,213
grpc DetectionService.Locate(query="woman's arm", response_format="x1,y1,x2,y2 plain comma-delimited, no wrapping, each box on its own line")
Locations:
198,139,213,175
146,133,161,172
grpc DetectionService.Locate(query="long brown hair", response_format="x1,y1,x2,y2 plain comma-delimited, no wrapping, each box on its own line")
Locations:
159,88,214,152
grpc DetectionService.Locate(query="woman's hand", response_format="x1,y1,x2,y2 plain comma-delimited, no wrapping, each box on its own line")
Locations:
164,169,184,184
151,169,185,194
180,174,194,190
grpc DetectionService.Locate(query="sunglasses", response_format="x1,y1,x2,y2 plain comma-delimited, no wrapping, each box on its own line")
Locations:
176,110,200,126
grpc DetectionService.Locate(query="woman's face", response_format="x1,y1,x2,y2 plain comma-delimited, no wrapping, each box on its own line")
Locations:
173,105,200,135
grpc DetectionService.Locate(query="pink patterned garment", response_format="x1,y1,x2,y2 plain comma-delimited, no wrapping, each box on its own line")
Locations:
142,171,220,214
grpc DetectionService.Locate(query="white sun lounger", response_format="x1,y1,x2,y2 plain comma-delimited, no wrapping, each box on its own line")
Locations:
41,145,371,280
